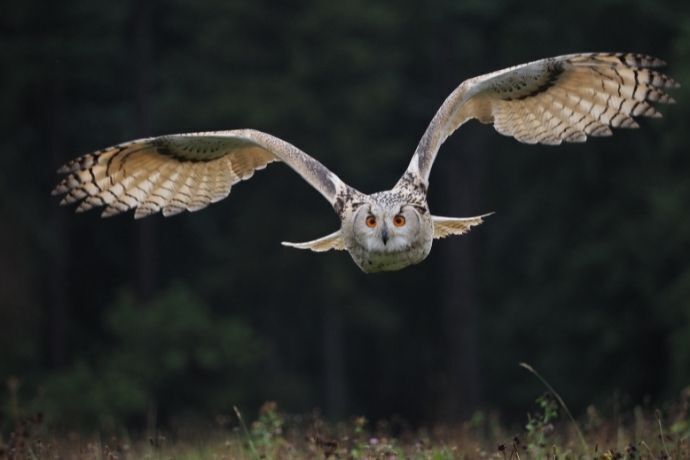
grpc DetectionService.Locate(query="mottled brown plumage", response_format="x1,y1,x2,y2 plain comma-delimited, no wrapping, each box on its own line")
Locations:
54,52,678,272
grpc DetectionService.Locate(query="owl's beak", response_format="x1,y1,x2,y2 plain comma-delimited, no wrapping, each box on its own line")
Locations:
381,226,389,245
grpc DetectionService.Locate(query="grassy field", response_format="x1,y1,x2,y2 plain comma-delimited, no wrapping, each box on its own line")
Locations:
3,390,689,460
2,367,688,460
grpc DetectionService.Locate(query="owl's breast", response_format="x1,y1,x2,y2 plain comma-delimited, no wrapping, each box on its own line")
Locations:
347,236,433,273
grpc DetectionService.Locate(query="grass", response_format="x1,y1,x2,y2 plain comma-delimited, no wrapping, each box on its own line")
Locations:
2,368,689,459
3,400,689,459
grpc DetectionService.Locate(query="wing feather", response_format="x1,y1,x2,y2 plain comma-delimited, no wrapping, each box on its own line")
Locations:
402,52,678,185
432,214,492,239
187,162,214,212
54,129,353,218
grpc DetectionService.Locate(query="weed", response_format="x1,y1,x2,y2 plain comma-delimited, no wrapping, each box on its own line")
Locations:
525,392,559,451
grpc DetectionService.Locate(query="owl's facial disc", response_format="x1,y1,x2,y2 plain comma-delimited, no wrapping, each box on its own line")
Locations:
354,203,421,253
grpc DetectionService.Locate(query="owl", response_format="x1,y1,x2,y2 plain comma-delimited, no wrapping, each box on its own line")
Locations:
54,53,678,273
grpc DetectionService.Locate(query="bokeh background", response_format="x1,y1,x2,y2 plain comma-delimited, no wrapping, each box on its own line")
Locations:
2,0,690,431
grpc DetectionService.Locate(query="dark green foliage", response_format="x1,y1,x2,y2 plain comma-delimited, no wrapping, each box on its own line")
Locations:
35,284,263,429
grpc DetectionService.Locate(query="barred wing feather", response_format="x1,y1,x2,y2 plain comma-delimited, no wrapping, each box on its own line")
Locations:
409,53,679,184
53,129,348,218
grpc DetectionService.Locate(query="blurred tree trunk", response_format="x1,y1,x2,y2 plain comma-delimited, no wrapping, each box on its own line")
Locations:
431,12,489,420
130,0,158,432
47,66,68,368
322,302,346,418
130,0,157,301
439,127,487,420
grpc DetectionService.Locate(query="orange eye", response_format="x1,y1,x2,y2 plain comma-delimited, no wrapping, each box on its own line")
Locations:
393,215,406,227
365,215,377,228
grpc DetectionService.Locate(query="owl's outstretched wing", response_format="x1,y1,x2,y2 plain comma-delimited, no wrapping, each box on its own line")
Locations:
53,129,352,218
432,213,492,239
281,230,346,252
402,53,679,186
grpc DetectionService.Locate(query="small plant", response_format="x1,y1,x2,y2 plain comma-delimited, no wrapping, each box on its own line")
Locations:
520,362,590,457
233,402,293,459
250,401,284,448
525,392,559,451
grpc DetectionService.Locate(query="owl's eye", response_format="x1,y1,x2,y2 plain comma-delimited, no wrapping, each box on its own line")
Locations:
365,215,377,228
393,215,406,227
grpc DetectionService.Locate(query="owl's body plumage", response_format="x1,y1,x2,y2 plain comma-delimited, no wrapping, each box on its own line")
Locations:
54,52,678,273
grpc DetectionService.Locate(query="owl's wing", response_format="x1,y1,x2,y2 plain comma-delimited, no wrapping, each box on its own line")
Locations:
402,53,679,186
281,230,346,252
432,213,492,239
53,129,352,218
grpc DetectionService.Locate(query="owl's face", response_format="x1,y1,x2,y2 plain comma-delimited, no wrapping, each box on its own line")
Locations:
345,197,433,272
353,203,420,251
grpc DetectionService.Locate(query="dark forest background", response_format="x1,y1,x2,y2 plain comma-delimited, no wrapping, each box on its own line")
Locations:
1,0,690,431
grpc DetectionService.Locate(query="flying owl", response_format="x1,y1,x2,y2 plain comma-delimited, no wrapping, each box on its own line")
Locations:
53,53,678,273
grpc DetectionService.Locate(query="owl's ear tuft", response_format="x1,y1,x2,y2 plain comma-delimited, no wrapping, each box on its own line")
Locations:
282,230,345,252
432,213,493,239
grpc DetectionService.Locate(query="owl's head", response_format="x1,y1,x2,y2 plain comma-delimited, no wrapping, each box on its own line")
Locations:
351,200,426,253
339,191,433,272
